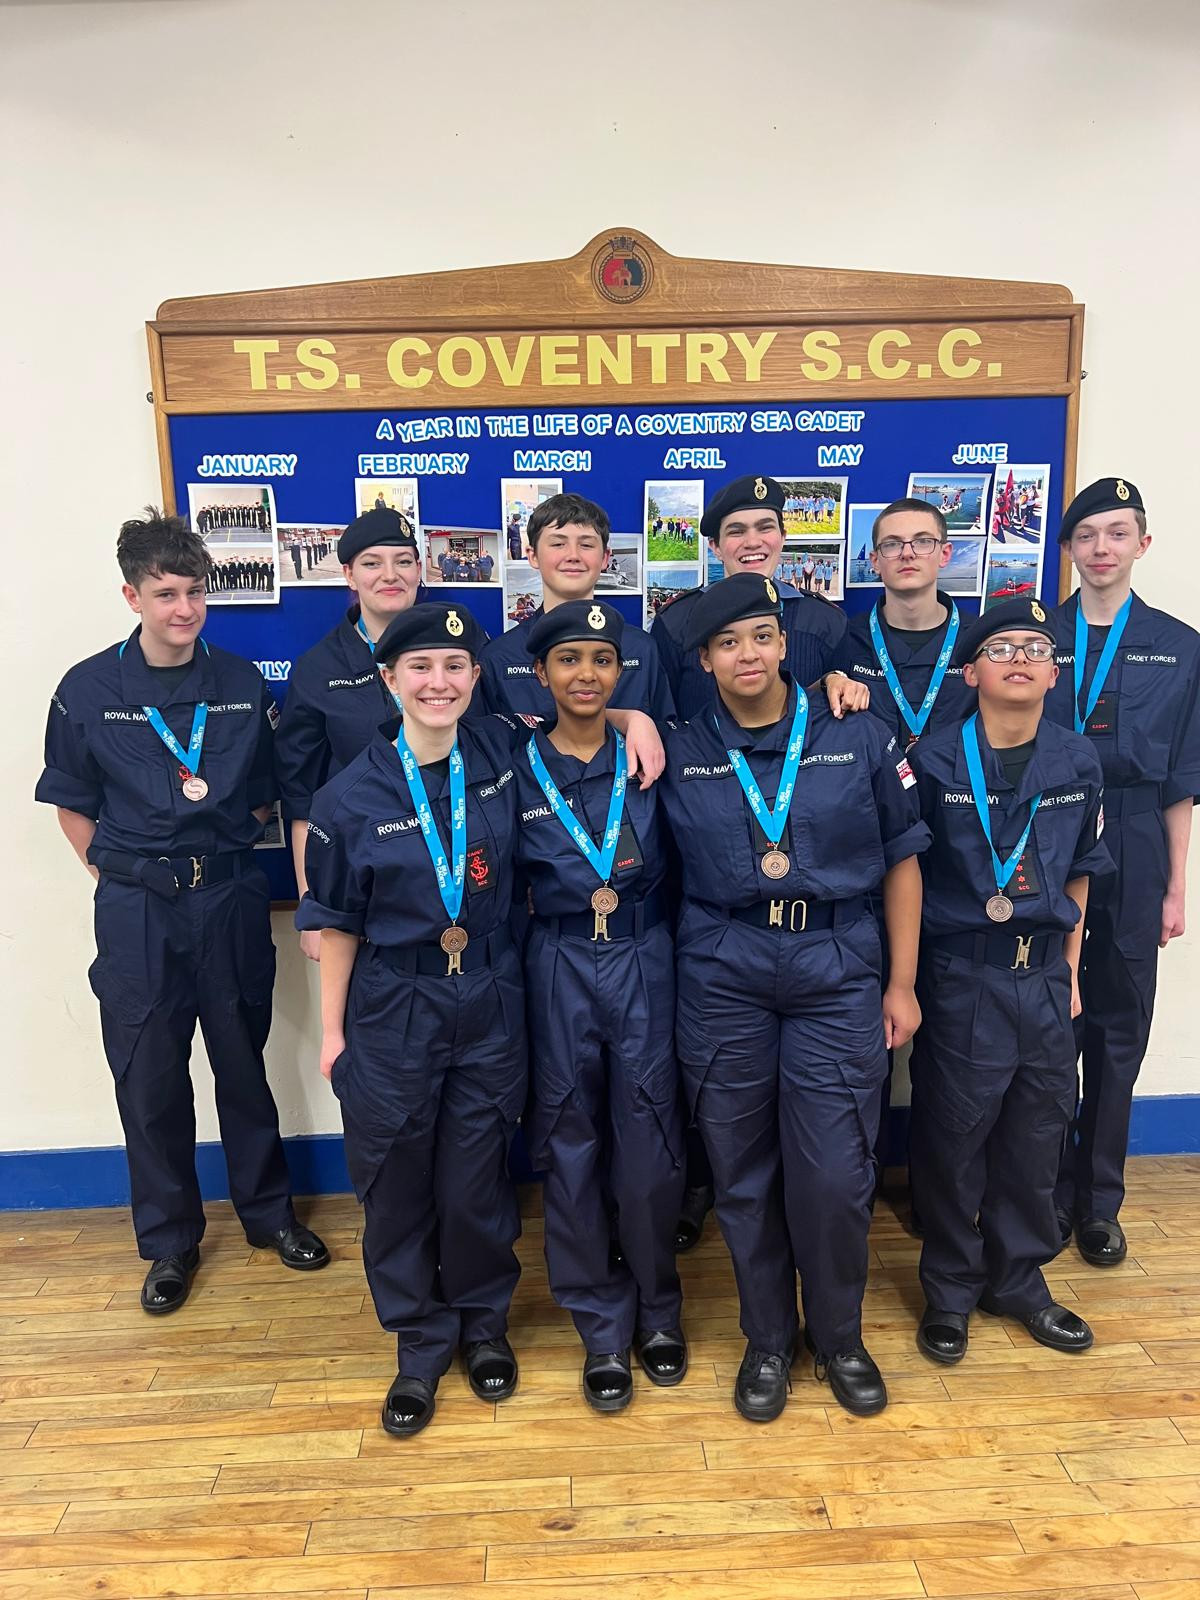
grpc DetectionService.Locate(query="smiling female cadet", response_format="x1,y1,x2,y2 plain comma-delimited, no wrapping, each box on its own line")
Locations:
1044,479,1200,1267
36,512,328,1315
660,574,928,1421
907,598,1111,1363
276,507,424,960
516,599,685,1412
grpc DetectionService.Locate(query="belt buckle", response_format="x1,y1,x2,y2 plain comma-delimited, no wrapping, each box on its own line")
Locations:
189,856,205,889
1011,933,1033,970
768,897,808,932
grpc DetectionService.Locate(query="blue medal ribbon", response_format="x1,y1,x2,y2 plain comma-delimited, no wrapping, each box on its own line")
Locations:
394,725,467,924
1073,592,1132,734
869,600,959,741
962,712,1043,897
721,688,809,847
356,616,376,653
143,703,208,778
525,731,628,884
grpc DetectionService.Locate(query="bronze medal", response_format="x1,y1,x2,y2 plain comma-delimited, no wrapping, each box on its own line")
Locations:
440,924,469,975
760,849,790,880
985,893,1014,923
591,887,619,916
181,776,209,802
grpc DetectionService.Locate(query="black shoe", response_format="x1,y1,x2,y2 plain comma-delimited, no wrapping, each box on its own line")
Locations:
381,1374,437,1437
674,1186,714,1253
1077,1216,1127,1267
140,1247,200,1316
635,1328,688,1387
979,1296,1094,1352
463,1336,518,1402
246,1221,330,1270
1055,1207,1075,1250
916,1307,969,1365
805,1330,888,1415
734,1344,791,1423
583,1351,633,1413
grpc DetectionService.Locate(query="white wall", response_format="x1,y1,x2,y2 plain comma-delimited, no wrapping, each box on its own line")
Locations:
3,0,1197,1156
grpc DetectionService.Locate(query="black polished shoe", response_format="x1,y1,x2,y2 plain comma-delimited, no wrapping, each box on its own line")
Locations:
1055,1206,1075,1250
734,1344,791,1423
140,1247,200,1316
583,1350,633,1413
635,1328,688,1387
916,1307,969,1365
805,1329,888,1415
1077,1216,1127,1267
979,1295,1094,1352
381,1374,437,1437
246,1221,330,1270
674,1185,715,1253
463,1336,518,1402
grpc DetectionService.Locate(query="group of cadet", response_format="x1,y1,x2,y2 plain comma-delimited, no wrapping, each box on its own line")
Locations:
208,554,275,593
436,546,495,583
784,490,838,525
283,529,334,579
650,516,697,543
38,472,1198,1441
194,501,272,535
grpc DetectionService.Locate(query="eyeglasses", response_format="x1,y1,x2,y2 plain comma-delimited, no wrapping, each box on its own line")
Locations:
974,638,1055,663
875,535,943,558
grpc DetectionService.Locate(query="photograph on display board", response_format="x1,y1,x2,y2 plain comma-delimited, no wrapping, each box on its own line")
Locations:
778,478,847,540
503,562,544,629
595,533,642,594
846,503,887,588
354,477,420,538
253,802,286,850
502,478,562,564
988,464,1052,543
207,546,280,606
777,541,844,602
981,544,1045,611
906,471,989,532
645,564,699,629
423,527,501,586
645,480,704,564
279,523,343,585
706,544,723,586
939,534,988,597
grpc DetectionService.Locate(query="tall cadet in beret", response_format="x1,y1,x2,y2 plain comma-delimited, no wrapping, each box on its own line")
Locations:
276,506,429,963
660,573,929,1421
299,602,527,1438
511,600,686,1410
906,597,1112,1363
1044,480,1200,1266
36,510,329,1317
651,473,861,721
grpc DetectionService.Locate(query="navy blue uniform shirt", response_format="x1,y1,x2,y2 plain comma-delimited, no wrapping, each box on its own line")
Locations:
1045,592,1200,805
651,581,849,721
478,607,675,722
36,628,276,855
844,593,976,749
909,715,1111,938
275,605,399,823
660,678,929,908
513,723,667,916
298,715,519,948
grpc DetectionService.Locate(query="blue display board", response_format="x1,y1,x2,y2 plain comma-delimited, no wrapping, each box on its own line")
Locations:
170,394,1068,897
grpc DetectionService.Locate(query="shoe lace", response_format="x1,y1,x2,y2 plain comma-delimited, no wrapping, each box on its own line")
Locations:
747,1349,792,1390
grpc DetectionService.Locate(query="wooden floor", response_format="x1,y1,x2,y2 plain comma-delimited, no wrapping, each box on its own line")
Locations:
1,1161,1200,1600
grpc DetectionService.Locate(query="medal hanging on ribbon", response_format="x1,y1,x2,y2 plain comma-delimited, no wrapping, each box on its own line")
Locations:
961,712,1043,922
143,702,209,802
1074,592,1131,734
525,731,628,942
721,688,809,883
869,600,959,749
394,725,468,973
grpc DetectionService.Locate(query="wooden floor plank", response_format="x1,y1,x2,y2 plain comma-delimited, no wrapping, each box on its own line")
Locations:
370,1566,926,1600
1013,1508,1200,1551
824,1480,1106,1528
918,1544,1200,1596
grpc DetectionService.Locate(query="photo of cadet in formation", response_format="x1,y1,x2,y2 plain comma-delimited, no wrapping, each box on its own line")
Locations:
35,510,328,1317
279,525,341,584
780,480,845,538
206,550,277,602
188,485,275,543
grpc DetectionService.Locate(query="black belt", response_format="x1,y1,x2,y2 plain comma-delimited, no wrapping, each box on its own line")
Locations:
89,848,256,899
534,889,669,942
928,929,1064,970
704,893,868,934
1103,782,1160,817
373,926,513,978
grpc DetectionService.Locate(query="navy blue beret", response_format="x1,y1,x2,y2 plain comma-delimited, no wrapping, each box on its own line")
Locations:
337,507,418,565
1058,477,1144,544
375,602,485,665
682,573,784,652
953,597,1057,668
700,474,785,543
525,599,624,659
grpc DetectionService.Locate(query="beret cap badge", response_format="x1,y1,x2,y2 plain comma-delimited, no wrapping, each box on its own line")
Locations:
764,577,778,603
753,477,768,501
446,611,464,637
1116,479,1130,501
587,605,606,630
1031,600,1046,622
